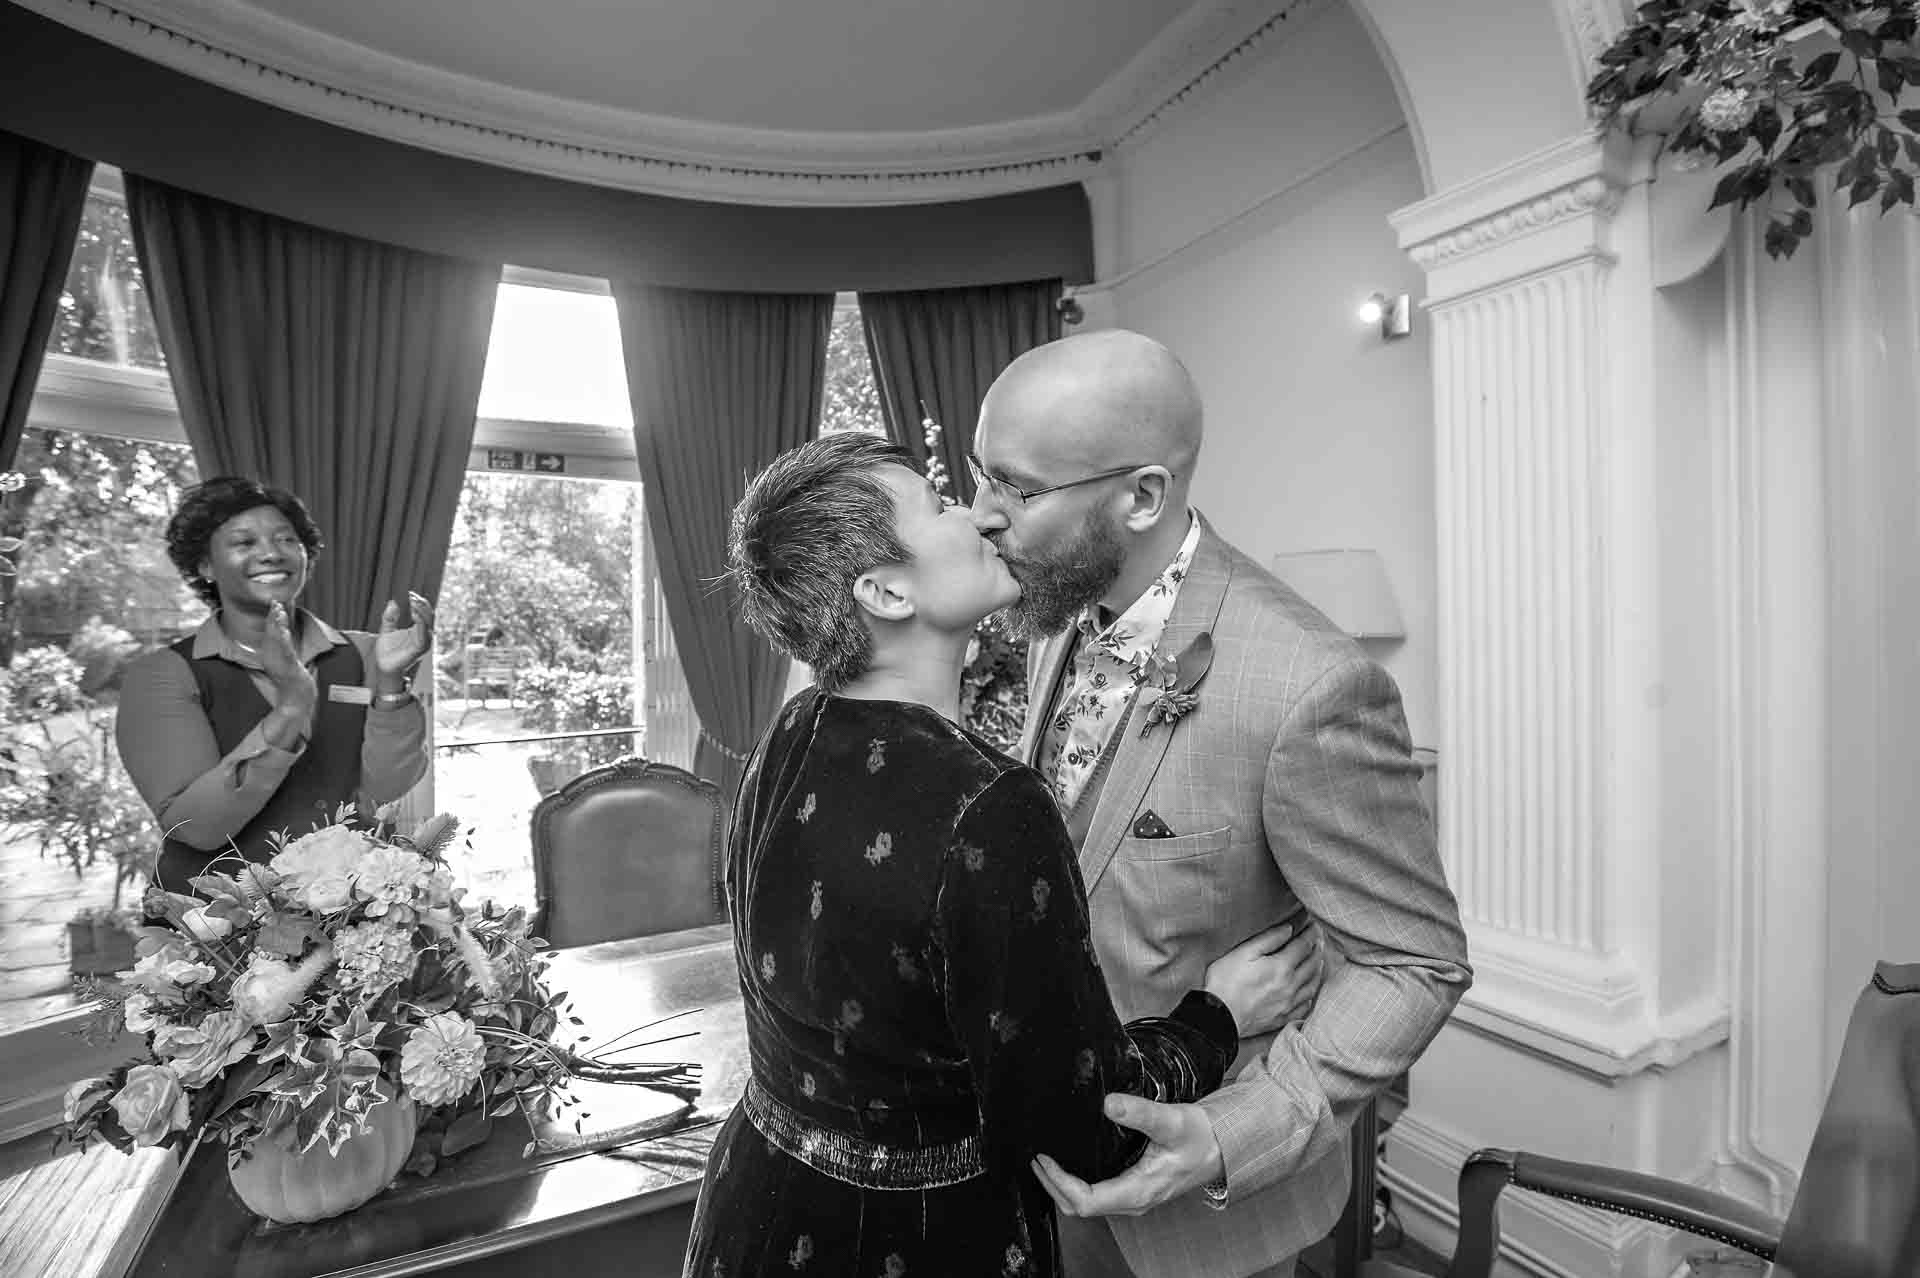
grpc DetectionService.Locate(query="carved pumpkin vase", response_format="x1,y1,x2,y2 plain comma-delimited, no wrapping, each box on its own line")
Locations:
227,1090,417,1225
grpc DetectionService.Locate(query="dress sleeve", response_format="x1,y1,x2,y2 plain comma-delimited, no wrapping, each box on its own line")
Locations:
935,767,1238,1183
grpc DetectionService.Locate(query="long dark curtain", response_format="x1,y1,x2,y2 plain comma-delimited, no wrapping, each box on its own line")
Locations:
614,284,831,800
126,176,498,628
857,279,1062,502
0,129,92,468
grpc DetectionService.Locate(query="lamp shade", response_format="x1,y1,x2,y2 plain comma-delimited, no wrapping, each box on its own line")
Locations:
1271,549,1404,639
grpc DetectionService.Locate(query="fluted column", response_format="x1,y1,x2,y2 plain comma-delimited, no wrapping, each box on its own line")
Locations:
1393,134,1725,1073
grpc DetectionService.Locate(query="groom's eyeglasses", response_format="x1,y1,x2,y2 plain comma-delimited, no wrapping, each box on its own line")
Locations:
965,453,1163,506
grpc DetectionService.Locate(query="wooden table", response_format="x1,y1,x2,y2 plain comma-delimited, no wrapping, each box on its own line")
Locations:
122,924,745,1278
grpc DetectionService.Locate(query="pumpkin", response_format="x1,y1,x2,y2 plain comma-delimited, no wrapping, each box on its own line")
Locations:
227,1087,417,1225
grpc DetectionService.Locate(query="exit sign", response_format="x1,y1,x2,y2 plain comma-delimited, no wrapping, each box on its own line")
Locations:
485,450,566,474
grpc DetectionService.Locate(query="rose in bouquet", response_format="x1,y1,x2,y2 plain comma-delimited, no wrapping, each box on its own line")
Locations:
59,810,699,1215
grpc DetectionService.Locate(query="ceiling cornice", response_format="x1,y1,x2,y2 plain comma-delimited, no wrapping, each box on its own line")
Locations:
14,0,1322,205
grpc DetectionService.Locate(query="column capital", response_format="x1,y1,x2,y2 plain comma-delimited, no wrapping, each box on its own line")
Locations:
1392,130,1633,301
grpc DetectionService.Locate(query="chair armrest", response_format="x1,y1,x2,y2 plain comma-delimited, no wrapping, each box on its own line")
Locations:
1446,1149,1783,1278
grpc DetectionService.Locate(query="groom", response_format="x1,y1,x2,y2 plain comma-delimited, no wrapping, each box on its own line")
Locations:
969,330,1470,1278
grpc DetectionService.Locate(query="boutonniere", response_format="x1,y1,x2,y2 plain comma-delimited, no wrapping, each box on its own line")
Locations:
1139,632,1214,737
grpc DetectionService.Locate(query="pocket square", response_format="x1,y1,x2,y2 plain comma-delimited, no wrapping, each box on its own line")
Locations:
1131,809,1176,839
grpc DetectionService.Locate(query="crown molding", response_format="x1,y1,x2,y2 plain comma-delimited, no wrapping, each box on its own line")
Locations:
1394,132,1630,266
1093,0,1330,150
18,0,1316,205
1403,174,1623,272
1388,130,1634,297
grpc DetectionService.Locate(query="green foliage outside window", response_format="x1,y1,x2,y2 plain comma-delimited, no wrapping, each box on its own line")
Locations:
48,190,167,369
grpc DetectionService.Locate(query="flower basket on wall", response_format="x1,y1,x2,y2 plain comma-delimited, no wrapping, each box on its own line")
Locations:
1588,0,1920,259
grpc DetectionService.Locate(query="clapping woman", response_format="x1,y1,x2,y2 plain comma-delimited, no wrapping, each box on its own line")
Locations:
116,477,432,893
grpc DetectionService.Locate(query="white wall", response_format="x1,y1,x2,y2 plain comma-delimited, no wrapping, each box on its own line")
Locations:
1348,0,1589,192
1091,0,1437,748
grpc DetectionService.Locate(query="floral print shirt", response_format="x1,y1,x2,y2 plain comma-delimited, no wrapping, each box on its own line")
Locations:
1036,515,1201,813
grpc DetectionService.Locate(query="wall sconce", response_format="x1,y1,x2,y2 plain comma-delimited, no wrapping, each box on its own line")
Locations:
1357,292,1412,340
1270,548,1404,639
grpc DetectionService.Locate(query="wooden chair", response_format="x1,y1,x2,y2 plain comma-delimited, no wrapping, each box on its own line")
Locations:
529,757,726,949
1363,961,1920,1278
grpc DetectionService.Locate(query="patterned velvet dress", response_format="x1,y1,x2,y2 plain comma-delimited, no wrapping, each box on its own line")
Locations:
682,688,1237,1278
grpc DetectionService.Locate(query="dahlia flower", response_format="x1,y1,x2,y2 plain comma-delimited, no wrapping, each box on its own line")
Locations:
400,1011,486,1107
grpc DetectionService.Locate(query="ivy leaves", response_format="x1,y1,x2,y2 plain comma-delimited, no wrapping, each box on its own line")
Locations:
1589,1,1920,259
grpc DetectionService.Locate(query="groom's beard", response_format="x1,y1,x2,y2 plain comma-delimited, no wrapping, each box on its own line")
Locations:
995,508,1127,641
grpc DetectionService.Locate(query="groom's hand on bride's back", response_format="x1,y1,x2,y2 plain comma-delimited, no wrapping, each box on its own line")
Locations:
1202,918,1324,1039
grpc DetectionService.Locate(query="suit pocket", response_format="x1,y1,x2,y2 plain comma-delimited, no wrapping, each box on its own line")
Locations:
1116,824,1231,862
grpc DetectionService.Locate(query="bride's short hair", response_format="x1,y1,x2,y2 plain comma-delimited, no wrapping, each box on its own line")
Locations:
728,433,919,692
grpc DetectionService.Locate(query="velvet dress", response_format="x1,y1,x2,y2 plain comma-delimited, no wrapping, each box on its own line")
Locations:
681,688,1238,1278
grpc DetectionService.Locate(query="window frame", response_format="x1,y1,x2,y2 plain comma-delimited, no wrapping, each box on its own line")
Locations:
3,259,656,1120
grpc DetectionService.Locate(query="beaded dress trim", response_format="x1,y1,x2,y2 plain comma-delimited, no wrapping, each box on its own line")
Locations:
743,1076,986,1190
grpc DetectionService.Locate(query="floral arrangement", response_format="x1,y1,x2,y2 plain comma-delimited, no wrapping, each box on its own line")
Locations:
923,414,1031,754
1588,0,1920,258
58,811,699,1180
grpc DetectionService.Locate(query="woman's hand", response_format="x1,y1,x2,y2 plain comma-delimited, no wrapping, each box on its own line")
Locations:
258,602,317,751
373,591,433,680
1202,918,1324,1038
260,602,318,715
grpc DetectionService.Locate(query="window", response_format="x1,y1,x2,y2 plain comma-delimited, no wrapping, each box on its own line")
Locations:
820,297,886,436
1,173,199,1046
48,170,165,372
432,277,650,907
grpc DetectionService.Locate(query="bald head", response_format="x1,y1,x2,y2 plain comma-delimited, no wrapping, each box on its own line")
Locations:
977,329,1203,481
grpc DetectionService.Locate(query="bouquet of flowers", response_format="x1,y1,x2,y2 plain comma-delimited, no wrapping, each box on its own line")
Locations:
59,810,700,1196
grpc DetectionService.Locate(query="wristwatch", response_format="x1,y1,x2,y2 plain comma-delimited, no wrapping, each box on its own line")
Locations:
1202,1174,1229,1210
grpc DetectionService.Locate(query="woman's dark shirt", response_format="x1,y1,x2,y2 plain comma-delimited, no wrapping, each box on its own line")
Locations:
726,687,1236,1184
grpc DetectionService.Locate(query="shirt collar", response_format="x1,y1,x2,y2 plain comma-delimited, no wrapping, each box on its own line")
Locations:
1075,513,1201,669
191,608,347,668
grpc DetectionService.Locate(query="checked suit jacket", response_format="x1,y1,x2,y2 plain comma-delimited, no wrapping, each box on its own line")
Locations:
1020,516,1471,1277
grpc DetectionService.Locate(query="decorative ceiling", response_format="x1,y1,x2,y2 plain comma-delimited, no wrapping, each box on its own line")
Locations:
13,0,1322,202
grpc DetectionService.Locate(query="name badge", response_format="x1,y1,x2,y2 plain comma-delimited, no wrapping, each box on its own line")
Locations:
328,684,373,706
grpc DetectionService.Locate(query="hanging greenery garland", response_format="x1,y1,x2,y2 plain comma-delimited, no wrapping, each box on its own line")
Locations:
1588,1,1920,258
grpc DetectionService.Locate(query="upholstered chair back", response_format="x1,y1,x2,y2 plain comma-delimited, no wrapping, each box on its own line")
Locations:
530,757,725,948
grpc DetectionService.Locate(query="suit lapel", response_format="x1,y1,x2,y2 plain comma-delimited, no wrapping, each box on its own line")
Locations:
1019,627,1078,768
1077,516,1235,892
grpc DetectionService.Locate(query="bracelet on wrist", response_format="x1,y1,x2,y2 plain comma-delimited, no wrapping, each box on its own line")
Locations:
374,690,414,708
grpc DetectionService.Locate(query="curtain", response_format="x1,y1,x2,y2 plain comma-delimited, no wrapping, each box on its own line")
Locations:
0,129,92,468
125,175,498,629
614,284,832,800
857,279,1062,502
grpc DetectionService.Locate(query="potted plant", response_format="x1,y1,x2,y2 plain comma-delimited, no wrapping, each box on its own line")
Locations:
68,904,142,977
0,652,157,973
58,812,700,1224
